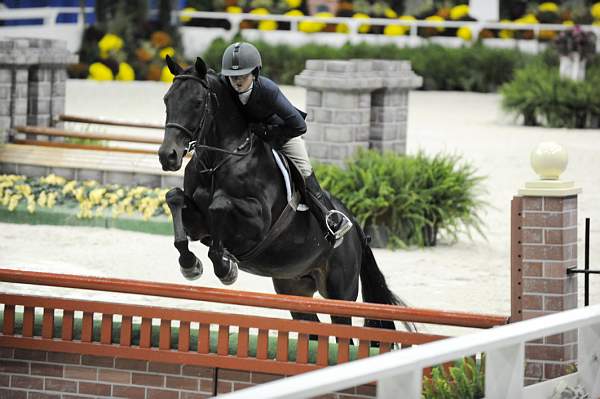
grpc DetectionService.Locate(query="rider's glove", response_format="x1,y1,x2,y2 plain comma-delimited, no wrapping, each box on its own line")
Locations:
248,122,269,141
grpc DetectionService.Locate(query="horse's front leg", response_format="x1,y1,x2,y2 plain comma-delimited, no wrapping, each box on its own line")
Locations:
207,195,239,285
166,187,203,280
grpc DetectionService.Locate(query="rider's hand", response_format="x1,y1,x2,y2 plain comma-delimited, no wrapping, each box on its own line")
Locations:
248,122,269,141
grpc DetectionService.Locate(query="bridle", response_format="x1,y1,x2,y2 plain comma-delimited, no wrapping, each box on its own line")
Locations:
164,73,254,198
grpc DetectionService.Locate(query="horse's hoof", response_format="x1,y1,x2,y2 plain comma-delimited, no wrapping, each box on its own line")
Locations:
219,257,238,285
180,257,203,280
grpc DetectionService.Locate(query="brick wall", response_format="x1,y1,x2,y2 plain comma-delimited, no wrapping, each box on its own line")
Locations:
0,348,376,398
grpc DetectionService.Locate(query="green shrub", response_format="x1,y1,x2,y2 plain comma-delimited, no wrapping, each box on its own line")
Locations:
314,149,486,248
501,63,600,128
203,38,535,92
422,357,484,399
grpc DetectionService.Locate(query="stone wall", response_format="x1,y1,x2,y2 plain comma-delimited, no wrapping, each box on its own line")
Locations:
0,348,376,399
295,59,422,164
0,38,76,143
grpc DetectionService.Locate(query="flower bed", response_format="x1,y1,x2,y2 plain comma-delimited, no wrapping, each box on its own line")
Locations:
0,174,172,235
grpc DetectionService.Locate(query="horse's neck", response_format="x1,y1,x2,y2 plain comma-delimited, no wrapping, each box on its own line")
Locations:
209,77,246,147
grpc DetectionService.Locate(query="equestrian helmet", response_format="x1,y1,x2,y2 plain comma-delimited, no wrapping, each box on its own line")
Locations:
221,42,262,76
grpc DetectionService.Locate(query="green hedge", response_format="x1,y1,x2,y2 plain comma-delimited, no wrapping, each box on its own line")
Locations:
203,38,536,92
314,149,486,248
501,62,600,128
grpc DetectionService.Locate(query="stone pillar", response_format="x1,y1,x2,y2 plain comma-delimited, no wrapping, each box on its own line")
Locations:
295,59,421,165
511,142,581,385
0,38,76,143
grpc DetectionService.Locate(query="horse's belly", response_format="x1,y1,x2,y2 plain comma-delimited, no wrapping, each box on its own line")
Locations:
238,214,328,279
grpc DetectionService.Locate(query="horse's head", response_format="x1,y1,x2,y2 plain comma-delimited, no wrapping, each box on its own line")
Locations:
159,55,211,171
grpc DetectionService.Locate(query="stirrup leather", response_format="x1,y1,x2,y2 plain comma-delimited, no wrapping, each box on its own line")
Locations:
325,210,353,240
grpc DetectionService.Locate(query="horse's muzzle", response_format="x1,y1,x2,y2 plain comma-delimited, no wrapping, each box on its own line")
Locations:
158,148,181,171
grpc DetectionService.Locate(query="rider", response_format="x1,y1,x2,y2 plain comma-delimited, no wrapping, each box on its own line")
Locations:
219,41,352,248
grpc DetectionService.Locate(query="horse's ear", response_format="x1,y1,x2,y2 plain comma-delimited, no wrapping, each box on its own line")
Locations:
195,57,208,79
166,55,183,76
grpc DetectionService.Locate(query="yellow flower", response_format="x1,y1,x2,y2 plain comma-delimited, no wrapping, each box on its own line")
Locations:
180,7,197,23
88,62,114,81
84,180,97,188
538,2,559,13
499,19,514,39
259,20,278,30
384,8,397,18
384,24,405,36
538,30,556,40
562,20,575,26
425,15,445,32
8,194,22,211
250,7,270,15
26,196,35,213
98,33,123,54
286,0,302,9
74,187,85,202
450,4,469,20
15,184,31,196
299,12,331,33
284,9,303,17
40,174,66,186
515,14,539,24
226,6,242,13
161,66,174,83
159,47,175,60
47,192,57,208
457,25,472,41
592,3,600,20
89,188,107,204
62,180,77,195
353,13,370,33
37,191,47,207
594,20,600,26
116,62,135,81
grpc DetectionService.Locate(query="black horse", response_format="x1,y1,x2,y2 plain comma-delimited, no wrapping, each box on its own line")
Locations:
158,55,411,331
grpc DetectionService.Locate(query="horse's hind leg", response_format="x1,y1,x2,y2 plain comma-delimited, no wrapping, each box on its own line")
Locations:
166,187,203,280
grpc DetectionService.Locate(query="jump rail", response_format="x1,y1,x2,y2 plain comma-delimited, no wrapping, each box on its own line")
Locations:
220,304,600,399
0,268,508,378
58,114,163,130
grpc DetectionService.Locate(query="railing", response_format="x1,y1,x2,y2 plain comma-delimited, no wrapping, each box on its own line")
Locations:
0,7,93,27
219,304,600,399
0,268,508,378
177,10,600,52
11,114,164,155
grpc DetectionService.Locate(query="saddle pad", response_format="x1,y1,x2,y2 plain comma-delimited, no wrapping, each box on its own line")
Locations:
271,149,309,211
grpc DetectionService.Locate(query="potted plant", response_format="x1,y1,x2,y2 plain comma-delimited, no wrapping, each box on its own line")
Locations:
555,25,597,81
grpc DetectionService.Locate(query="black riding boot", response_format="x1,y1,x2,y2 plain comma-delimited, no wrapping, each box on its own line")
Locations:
305,172,352,248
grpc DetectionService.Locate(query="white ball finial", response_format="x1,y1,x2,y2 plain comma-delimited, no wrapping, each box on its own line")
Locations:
530,142,568,180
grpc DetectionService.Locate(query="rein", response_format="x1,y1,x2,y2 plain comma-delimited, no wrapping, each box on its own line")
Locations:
164,73,254,200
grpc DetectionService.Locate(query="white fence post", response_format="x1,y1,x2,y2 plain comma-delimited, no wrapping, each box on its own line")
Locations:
484,343,524,399
377,369,422,399
578,322,600,396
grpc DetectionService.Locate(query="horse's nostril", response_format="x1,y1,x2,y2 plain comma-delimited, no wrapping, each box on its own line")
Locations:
168,149,178,164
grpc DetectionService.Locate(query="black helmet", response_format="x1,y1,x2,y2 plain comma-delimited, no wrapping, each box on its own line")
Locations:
221,42,262,76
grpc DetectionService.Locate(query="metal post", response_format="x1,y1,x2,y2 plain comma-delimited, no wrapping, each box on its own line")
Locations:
585,218,590,306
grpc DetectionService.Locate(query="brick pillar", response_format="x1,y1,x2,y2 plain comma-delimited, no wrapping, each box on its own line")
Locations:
0,38,76,143
511,141,581,385
295,59,421,165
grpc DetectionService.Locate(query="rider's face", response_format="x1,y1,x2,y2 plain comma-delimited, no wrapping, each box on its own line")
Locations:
229,73,254,93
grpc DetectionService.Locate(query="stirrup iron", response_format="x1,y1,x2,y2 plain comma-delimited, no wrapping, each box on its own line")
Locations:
326,210,353,240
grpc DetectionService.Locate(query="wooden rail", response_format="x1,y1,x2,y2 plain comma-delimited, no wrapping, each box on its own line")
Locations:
0,268,509,328
15,125,163,144
0,268,508,377
58,114,163,129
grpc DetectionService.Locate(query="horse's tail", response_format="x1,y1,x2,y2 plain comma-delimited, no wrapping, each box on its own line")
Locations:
360,241,416,332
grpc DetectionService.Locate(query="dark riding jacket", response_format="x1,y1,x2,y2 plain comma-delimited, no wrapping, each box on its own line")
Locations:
222,75,307,144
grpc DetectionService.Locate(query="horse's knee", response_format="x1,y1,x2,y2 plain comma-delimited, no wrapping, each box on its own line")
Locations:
192,187,210,208
166,187,185,207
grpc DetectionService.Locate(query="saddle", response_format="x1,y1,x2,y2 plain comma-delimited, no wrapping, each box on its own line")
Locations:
271,149,309,212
